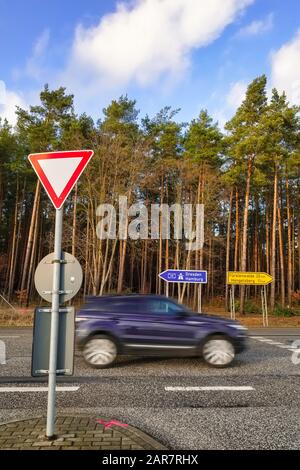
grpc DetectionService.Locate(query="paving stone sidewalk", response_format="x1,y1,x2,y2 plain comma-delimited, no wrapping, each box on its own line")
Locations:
0,416,167,450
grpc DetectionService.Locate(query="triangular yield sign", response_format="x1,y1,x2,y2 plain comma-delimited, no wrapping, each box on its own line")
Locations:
28,150,94,209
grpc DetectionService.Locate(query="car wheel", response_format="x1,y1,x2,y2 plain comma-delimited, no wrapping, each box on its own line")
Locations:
83,335,118,368
202,335,235,367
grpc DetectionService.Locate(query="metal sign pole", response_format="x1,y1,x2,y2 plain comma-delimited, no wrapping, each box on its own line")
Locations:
232,286,236,320
46,208,63,438
198,284,202,313
230,286,234,319
165,282,169,298
261,287,265,327
264,285,268,327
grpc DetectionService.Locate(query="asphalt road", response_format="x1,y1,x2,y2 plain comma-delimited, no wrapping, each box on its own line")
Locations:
0,327,300,450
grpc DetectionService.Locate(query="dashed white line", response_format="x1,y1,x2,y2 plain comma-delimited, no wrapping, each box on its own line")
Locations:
255,338,273,342
165,386,255,391
0,336,20,338
251,336,299,354
0,386,79,392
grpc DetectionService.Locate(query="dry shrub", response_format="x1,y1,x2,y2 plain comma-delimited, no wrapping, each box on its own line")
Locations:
0,308,34,326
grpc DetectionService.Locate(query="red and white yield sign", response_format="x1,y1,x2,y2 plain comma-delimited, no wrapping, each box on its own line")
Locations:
28,150,94,209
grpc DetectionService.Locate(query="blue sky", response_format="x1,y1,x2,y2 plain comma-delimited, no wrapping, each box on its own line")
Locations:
0,0,300,126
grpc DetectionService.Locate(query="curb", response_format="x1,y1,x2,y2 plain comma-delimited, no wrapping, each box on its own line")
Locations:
0,415,167,450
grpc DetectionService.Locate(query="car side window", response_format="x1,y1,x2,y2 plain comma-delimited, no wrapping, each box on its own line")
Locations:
145,299,183,315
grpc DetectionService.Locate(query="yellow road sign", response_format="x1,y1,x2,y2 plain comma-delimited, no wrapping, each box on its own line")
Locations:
227,271,273,285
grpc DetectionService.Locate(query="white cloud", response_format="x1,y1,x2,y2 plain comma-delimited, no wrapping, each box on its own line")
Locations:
26,29,50,79
213,109,230,131
271,29,300,105
64,0,253,91
226,80,247,108
238,12,273,37
0,80,28,126
226,80,248,110
212,80,247,130
11,29,50,82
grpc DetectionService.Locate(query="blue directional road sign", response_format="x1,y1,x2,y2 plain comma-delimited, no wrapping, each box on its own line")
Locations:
159,269,207,283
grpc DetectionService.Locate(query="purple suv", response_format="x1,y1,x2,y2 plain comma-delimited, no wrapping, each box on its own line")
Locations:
75,294,247,368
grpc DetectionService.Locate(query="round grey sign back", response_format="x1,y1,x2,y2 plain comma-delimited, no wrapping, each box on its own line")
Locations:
34,252,83,303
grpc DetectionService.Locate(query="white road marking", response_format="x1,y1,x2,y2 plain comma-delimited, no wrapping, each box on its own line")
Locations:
0,386,79,392
0,336,20,338
126,344,194,349
250,336,269,342
256,338,273,342
165,386,255,391
251,336,299,354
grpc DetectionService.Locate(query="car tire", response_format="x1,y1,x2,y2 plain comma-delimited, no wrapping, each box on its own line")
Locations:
83,335,118,369
202,335,235,368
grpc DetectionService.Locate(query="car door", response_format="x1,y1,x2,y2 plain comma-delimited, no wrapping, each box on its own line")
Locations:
119,298,200,355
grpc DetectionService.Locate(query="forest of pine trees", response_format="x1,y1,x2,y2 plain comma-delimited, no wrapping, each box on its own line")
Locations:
0,75,300,314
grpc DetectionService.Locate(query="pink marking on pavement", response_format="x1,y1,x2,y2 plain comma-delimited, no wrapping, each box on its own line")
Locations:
96,418,128,429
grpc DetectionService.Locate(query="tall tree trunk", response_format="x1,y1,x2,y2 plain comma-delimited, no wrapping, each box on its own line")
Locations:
277,204,285,307
270,164,278,310
83,204,90,298
158,223,163,295
286,177,292,307
130,247,135,291
240,157,252,314
234,188,239,272
225,189,233,311
117,191,131,293
117,239,128,293
179,249,192,303
100,239,118,295
0,169,3,226
175,238,181,301
265,208,270,276
165,238,169,296
292,208,295,294
6,179,19,300
158,185,163,295
298,217,300,291
210,236,214,300
20,181,41,294
71,183,78,257
26,195,40,305
143,240,148,293
254,197,259,299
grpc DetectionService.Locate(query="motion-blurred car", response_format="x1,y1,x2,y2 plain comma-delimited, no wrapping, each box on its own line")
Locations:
75,294,247,368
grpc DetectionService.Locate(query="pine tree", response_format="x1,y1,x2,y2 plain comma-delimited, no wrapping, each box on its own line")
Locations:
225,76,267,314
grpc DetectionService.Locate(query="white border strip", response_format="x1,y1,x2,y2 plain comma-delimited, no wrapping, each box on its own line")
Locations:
0,386,79,392
0,336,20,338
165,386,254,391
126,344,194,349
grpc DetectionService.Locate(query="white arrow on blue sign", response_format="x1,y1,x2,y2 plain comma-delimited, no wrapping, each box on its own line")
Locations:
159,269,207,284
